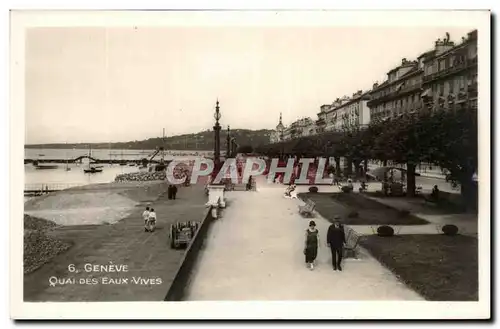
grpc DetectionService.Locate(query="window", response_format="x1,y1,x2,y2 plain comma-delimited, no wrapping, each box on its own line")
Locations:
438,59,445,71
449,79,454,94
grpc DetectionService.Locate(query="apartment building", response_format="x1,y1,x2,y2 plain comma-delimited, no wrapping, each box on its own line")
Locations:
421,30,478,111
368,58,426,121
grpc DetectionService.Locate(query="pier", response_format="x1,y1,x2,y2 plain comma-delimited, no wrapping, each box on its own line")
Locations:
24,157,173,165
24,183,83,196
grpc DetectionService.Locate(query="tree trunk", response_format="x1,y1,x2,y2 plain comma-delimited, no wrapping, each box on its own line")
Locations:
406,163,416,197
382,159,388,181
363,159,368,177
353,159,361,179
335,156,341,177
460,170,477,211
345,157,353,177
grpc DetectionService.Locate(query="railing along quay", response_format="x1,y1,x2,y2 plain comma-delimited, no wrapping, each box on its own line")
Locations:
24,183,84,196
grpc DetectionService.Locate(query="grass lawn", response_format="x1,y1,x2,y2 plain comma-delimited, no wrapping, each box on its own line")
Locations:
299,192,428,225
360,234,478,301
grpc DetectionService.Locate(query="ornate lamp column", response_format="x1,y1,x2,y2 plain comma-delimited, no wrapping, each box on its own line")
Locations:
226,125,231,158
276,112,285,160
207,99,226,211
213,99,222,167
230,137,236,157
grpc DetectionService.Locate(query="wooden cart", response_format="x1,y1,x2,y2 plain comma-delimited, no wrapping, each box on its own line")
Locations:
169,221,200,249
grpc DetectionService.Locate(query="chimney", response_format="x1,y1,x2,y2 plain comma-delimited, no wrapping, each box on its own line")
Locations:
373,82,379,89
402,58,407,65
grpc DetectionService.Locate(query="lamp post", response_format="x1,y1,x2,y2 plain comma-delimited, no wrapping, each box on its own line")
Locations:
213,99,222,168
230,137,236,157
276,112,285,160
226,125,231,158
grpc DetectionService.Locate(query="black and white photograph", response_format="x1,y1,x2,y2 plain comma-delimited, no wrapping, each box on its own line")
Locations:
9,9,490,319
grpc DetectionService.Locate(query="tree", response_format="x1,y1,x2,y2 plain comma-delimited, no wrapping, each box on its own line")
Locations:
423,107,478,209
237,145,254,154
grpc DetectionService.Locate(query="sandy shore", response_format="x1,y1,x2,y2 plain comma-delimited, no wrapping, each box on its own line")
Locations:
24,181,169,226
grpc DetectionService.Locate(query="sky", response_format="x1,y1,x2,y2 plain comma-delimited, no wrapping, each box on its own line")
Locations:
25,26,474,144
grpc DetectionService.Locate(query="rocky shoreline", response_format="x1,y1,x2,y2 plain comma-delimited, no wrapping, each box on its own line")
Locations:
23,214,72,274
115,171,166,182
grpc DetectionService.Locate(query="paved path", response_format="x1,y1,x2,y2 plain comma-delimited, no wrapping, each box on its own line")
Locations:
186,185,423,301
24,184,207,302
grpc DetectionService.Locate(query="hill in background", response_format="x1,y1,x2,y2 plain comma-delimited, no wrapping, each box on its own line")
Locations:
25,129,273,151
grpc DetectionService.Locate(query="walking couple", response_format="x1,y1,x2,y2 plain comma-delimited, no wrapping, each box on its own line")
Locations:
142,206,157,232
304,216,346,271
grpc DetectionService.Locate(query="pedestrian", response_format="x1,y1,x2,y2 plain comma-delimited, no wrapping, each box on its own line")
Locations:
172,185,178,200
246,175,253,191
167,185,173,200
147,208,157,232
327,216,346,271
142,206,150,232
304,220,319,270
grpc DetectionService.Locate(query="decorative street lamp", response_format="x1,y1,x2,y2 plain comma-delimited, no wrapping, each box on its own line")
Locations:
213,99,222,168
226,125,231,158
230,137,237,157
276,112,285,159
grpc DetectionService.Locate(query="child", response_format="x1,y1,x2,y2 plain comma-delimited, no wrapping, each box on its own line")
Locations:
147,208,157,232
304,220,319,270
142,206,150,232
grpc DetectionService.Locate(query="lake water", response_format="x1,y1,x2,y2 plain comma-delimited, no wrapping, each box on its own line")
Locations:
24,148,212,190
25,148,213,162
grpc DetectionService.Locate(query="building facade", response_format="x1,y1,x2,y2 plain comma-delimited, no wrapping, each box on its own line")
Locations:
421,30,478,111
329,90,371,130
368,30,477,121
316,92,371,132
288,117,315,139
315,104,331,134
368,58,427,121
267,29,478,145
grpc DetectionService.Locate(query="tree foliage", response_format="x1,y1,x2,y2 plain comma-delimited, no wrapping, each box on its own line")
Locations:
257,107,478,201
237,145,254,154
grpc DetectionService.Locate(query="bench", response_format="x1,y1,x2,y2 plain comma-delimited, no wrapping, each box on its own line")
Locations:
299,199,316,217
424,193,449,205
343,227,361,259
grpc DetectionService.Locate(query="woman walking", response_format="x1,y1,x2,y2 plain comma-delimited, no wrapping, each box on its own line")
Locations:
304,220,319,270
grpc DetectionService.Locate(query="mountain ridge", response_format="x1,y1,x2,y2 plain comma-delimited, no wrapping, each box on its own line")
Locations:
25,128,273,150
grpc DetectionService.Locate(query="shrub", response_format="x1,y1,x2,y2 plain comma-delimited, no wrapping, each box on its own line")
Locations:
341,186,352,193
309,186,319,193
442,224,459,236
377,225,394,237
398,209,411,217
347,210,359,218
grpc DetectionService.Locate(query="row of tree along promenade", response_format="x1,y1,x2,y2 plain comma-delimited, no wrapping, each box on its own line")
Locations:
255,107,478,210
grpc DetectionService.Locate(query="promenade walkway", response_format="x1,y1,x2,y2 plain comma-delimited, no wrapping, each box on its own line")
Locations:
24,184,207,302
186,184,423,301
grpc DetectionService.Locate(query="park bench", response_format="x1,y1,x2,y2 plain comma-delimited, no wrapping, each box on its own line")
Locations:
424,192,449,206
299,199,316,217
343,227,361,259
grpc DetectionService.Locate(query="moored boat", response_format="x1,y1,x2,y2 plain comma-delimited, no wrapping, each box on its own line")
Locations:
84,167,103,174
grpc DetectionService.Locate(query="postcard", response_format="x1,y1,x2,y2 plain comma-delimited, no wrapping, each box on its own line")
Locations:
10,9,491,320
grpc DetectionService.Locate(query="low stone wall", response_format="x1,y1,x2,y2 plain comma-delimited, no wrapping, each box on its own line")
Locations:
115,171,166,182
164,206,214,301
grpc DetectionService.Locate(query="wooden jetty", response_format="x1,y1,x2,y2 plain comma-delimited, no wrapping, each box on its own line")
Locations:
24,157,171,165
24,183,82,197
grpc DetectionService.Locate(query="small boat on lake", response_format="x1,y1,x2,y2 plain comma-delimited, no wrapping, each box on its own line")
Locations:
84,167,103,174
83,145,103,174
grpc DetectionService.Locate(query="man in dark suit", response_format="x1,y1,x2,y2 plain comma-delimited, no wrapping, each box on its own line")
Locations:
327,216,346,271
